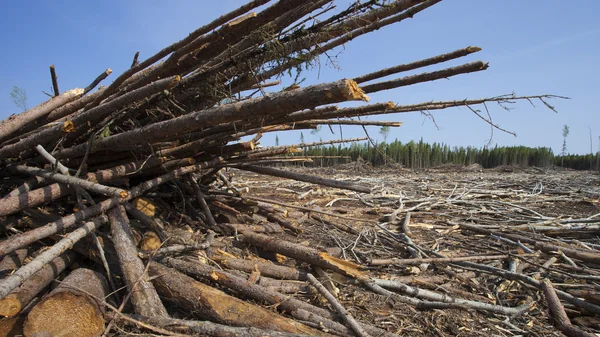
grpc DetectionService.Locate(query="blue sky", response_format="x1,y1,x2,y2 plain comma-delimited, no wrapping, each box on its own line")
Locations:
1,0,598,154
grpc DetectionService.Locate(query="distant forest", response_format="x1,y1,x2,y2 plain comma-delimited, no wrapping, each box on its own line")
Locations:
292,139,600,170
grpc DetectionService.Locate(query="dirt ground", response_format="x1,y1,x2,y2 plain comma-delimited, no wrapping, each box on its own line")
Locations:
224,165,600,336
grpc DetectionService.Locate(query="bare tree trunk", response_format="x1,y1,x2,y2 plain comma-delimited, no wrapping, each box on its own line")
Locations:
108,206,167,317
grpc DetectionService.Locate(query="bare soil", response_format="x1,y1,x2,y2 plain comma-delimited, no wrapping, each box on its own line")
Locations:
224,165,600,336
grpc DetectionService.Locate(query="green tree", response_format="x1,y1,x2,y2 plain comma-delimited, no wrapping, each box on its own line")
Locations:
379,125,390,143
10,86,28,111
299,132,305,144
275,134,279,146
310,125,322,138
561,124,570,167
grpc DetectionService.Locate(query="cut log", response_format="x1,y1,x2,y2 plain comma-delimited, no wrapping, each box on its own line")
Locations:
107,205,167,317
238,230,366,279
126,314,317,337
161,257,335,320
213,254,308,280
0,316,25,337
0,248,30,278
236,165,371,193
23,268,108,337
0,251,77,317
148,262,324,335
0,88,84,143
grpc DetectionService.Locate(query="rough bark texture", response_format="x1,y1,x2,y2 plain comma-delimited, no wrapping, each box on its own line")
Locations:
0,183,73,217
0,88,83,143
23,268,108,337
237,165,371,193
213,255,308,280
54,79,369,159
0,248,30,278
148,262,324,335
161,257,336,320
127,314,317,337
108,205,167,317
0,251,77,317
0,218,105,300
239,230,366,279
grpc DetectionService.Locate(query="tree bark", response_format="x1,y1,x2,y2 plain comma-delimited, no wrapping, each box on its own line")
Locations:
0,248,30,278
108,205,167,317
161,257,335,320
236,165,371,193
0,251,77,317
11,165,128,199
126,314,317,337
0,217,105,299
541,279,596,337
53,79,369,159
0,88,83,143
213,255,308,280
148,262,324,335
23,268,109,337
0,76,179,159
239,230,366,279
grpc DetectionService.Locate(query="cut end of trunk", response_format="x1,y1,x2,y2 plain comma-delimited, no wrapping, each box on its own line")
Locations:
140,231,162,251
0,316,25,337
467,46,482,53
62,121,74,133
343,79,370,102
23,292,105,337
119,190,129,199
66,88,85,96
105,68,113,75
0,295,22,317
133,198,156,217
226,12,257,27
169,75,181,88
384,101,397,109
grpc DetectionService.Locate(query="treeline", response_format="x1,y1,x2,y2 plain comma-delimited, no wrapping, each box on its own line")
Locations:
294,139,600,170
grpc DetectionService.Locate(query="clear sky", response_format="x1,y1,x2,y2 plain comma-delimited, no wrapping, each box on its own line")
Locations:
1,0,598,154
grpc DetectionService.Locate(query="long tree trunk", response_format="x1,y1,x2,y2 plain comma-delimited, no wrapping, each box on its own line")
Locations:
148,262,324,336
108,206,167,317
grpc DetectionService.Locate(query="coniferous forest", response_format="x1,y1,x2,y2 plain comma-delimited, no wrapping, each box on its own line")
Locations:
294,138,600,170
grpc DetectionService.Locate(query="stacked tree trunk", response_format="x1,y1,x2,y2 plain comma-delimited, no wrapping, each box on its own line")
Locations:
0,1,571,336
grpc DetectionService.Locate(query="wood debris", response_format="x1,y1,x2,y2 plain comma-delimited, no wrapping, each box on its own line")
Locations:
0,1,588,336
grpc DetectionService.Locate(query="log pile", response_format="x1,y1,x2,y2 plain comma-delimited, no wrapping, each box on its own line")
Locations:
0,1,580,336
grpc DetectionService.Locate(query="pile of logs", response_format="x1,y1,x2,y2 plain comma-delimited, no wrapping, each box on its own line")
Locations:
0,1,573,336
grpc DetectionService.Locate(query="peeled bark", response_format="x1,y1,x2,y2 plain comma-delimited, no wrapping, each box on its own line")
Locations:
239,230,366,279
23,268,108,337
148,262,324,336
